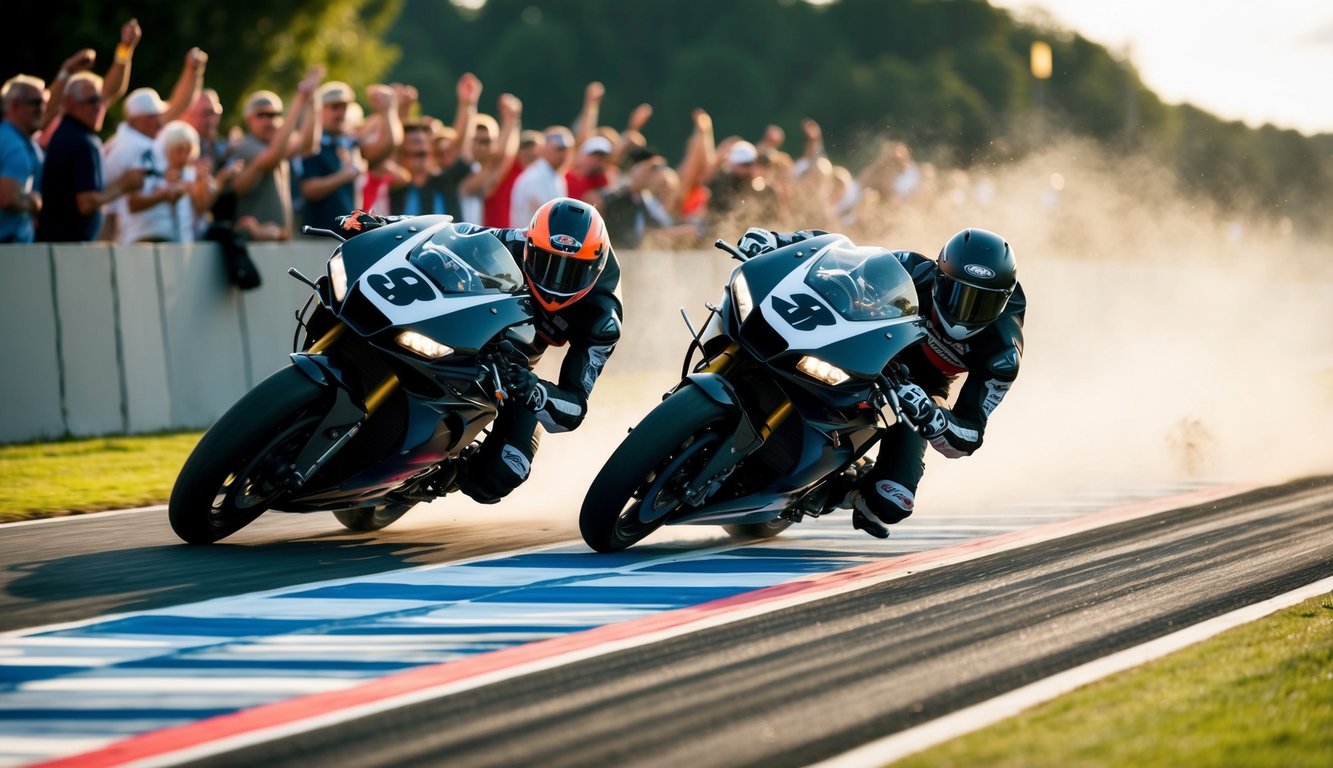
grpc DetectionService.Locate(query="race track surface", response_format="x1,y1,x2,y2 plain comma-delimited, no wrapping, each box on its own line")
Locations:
1,476,1329,767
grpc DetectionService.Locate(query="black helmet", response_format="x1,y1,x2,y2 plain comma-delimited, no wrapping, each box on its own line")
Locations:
932,228,1016,340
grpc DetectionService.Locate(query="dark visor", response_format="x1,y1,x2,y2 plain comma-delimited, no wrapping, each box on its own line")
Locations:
527,247,603,296
935,273,1010,326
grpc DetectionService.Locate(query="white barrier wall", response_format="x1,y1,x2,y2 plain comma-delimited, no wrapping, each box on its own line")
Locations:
0,241,735,444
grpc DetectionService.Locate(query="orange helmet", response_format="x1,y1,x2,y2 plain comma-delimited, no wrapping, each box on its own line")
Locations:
524,197,609,311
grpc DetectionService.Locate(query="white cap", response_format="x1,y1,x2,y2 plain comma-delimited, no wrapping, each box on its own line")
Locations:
727,140,758,165
124,88,167,119
580,135,613,156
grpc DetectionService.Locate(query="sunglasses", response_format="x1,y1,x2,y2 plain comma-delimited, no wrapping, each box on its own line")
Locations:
253,111,281,119
404,150,430,158
76,93,105,105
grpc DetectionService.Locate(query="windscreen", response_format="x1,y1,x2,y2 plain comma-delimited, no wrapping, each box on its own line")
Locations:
805,244,918,321
408,227,524,295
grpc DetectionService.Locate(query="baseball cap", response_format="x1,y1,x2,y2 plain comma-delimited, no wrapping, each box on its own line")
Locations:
244,90,283,116
727,140,758,165
519,129,544,147
124,88,167,119
544,128,573,149
580,136,613,156
318,81,355,106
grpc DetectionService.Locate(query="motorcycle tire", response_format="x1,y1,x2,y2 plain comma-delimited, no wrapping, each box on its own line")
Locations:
169,366,329,544
723,520,794,541
580,385,730,553
332,503,414,532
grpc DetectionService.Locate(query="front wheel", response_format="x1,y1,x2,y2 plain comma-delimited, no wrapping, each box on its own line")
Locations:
580,386,731,553
169,366,330,544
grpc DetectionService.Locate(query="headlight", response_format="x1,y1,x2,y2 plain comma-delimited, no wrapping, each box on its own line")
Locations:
329,252,348,302
732,271,754,321
396,330,453,360
796,355,850,386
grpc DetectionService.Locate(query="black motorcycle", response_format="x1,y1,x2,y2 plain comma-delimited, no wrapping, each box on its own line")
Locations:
580,235,926,552
169,216,536,544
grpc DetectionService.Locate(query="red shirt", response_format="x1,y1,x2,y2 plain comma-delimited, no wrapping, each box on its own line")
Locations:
485,162,524,228
565,169,609,203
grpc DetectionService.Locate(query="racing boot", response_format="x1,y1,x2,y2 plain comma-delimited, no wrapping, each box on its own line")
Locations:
847,479,915,539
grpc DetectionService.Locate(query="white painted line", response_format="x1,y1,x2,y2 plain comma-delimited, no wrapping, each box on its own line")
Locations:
811,575,1333,768
23,677,357,694
0,506,166,527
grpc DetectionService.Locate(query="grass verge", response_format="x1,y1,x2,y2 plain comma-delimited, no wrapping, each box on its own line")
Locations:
890,594,1333,768
0,432,202,522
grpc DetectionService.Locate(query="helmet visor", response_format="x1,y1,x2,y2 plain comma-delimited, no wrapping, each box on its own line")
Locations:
526,246,603,297
935,273,1011,327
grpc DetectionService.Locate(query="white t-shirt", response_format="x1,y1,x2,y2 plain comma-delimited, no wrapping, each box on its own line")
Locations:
508,158,566,228
133,165,198,242
103,122,158,243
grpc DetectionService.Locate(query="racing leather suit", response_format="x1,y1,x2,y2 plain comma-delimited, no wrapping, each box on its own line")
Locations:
744,229,1026,522
451,222,623,503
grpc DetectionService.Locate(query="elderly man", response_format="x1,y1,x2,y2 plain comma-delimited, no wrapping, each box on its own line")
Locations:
36,73,143,242
230,69,322,240
0,75,47,243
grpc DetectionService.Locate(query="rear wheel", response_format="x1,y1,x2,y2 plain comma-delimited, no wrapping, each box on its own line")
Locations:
580,386,731,553
169,367,329,544
332,503,414,532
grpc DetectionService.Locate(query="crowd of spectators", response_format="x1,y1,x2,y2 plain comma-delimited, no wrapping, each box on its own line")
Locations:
2,19,991,249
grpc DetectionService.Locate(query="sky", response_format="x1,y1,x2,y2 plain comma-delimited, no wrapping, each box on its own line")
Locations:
988,0,1333,135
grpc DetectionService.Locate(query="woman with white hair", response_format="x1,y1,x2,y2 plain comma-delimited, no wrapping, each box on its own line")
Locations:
123,119,210,242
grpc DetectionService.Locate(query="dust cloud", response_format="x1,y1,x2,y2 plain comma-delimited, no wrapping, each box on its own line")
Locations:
413,138,1333,533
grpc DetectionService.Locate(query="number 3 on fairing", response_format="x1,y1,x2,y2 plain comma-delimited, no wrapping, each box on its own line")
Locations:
368,268,436,306
772,293,835,331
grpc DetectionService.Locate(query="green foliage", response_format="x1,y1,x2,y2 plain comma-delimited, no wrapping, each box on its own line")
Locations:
6,0,402,133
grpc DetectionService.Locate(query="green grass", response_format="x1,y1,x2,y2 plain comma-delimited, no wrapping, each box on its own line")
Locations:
890,595,1333,768
0,432,203,522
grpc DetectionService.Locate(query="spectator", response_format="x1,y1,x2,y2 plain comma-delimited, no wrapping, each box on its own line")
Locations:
40,19,141,145
704,138,778,230
388,120,466,216
566,135,613,206
676,108,716,224
104,47,207,242
230,68,322,240
185,89,227,170
182,88,239,228
125,119,208,242
598,145,696,250
484,128,540,228
468,92,522,223
300,80,401,230
0,75,47,243
35,73,143,242
508,125,572,227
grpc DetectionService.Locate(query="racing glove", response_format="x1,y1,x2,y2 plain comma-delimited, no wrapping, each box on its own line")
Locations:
737,227,778,258
336,209,394,235
500,359,548,412
895,382,946,438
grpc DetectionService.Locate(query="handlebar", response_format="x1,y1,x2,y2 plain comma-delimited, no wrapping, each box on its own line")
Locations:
302,225,347,243
713,238,749,262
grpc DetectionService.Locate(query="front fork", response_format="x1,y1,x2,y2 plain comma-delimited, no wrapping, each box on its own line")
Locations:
679,343,795,505
284,322,401,489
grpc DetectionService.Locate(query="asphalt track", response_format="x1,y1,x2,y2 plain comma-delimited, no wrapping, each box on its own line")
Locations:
6,475,1328,767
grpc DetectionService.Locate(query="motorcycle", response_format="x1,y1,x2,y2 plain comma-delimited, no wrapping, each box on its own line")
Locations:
579,234,927,552
169,216,537,544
